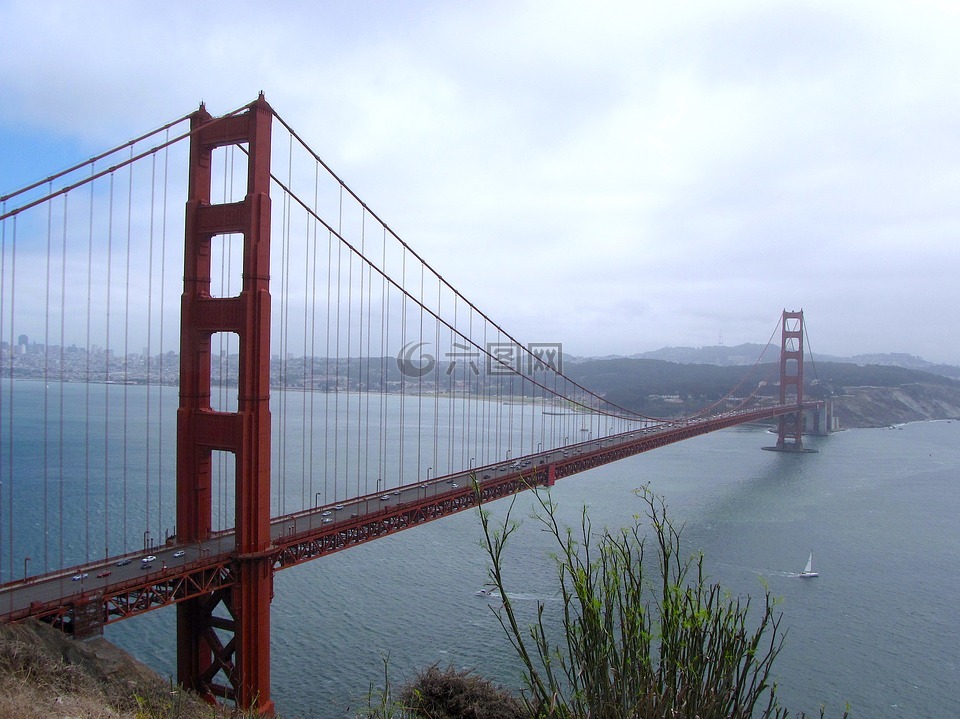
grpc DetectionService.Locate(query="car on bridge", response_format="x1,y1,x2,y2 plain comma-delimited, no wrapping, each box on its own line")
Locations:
141,555,157,564
173,550,185,558
71,573,88,581
115,558,132,566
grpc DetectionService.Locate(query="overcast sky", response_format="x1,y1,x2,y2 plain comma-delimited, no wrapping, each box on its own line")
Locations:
2,0,959,364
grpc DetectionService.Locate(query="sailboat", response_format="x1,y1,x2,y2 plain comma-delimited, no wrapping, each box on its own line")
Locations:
798,551,819,578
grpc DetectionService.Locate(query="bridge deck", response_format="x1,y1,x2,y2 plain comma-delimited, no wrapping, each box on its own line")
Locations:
0,402,820,631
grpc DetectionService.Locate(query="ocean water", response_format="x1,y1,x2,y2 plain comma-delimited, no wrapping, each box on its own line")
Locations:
105,418,960,718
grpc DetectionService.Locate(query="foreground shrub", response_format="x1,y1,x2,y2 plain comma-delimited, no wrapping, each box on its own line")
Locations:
399,665,525,719
361,483,846,719
477,484,793,719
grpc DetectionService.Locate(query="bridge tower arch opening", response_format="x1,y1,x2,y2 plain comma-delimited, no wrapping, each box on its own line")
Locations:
176,95,274,713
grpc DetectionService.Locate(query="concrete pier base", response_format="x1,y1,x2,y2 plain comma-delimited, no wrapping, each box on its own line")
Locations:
762,444,818,454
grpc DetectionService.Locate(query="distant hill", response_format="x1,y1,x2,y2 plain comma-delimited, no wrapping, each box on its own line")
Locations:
569,344,960,381
628,343,780,367
563,354,960,428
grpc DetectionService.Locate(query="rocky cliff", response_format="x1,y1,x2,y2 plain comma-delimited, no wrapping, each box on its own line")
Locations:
830,382,960,428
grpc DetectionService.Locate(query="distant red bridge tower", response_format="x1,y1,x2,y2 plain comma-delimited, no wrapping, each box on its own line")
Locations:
774,309,807,451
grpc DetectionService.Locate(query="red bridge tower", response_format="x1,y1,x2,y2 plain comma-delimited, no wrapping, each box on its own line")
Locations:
775,309,806,451
176,95,275,712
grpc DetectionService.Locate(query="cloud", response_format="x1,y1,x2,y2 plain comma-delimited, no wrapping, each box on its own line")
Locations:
3,0,960,363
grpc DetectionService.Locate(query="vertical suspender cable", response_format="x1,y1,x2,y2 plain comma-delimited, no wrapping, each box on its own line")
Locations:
344,204,353,497
308,164,320,508
286,138,296,513
434,278,441,476
105,174,119,549
303,195,314,510
300,195,311,510
359,210,369,496
398,250,406,488
85,166,98,558
379,227,388,494
333,186,343,500
279,136,294,516
58,195,68,563
123,151,134,550
145,154,156,549
157,128,170,545
324,221,332,505
449,295,457,474
417,263,424,483
481,319,488,466
43,181,52,571
466,306,474,471
0,214,12,582
363,218,373,495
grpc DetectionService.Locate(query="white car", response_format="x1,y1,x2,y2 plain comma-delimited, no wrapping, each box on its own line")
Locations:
71,572,88,581
141,555,157,563
173,550,185,558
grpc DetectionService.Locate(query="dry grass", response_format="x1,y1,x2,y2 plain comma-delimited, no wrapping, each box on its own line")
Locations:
0,620,236,719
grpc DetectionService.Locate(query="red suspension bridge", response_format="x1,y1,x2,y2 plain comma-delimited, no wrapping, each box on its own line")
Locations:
0,95,825,712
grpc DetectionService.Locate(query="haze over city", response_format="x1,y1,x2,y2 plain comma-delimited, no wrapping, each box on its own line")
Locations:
2,1,959,364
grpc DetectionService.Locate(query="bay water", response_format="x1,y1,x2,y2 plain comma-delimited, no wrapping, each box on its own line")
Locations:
3,379,958,717
113,418,960,718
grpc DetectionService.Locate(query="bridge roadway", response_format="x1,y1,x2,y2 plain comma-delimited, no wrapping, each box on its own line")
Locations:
0,402,819,632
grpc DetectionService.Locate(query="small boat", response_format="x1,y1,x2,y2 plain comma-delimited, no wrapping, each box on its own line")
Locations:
474,587,496,596
798,551,819,578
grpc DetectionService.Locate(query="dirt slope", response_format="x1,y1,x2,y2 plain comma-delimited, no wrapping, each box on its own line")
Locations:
0,620,220,719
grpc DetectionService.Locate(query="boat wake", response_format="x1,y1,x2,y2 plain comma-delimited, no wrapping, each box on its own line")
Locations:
474,588,559,602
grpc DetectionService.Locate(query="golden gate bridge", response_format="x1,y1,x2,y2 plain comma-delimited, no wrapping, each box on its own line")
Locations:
0,95,825,712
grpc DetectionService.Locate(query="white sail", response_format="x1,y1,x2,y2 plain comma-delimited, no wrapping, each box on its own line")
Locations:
804,552,814,574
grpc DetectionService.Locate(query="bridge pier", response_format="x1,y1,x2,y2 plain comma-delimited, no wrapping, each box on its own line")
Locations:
807,399,836,436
